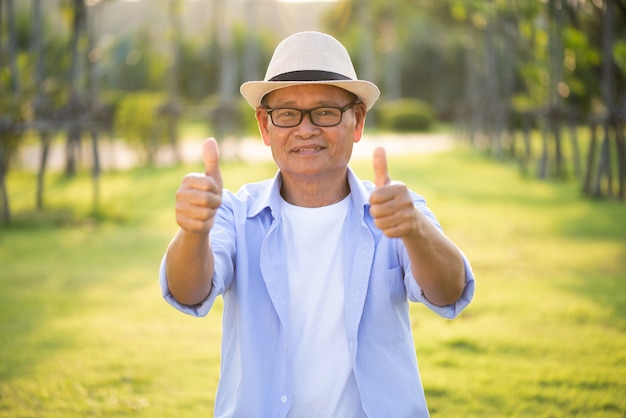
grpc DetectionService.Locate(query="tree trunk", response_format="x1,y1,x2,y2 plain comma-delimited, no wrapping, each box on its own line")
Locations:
518,114,533,176
69,0,86,95
464,50,481,147
553,116,564,178
381,2,401,100
537,118,549,179
1,0,6,225
615,121,625,200
484,19,499,155
216,0,237,140
66,127,81,176
538,0,565,180
90,128,100,213
33,0,49,210
6,0,19,95
0,141,10,224
594,124,613,197
568,117,581,178
167,0,181,163
0,0,3,50
588,0,618,198
0,0,21,224
583,121,597,195
65,0,86,177
359,0,376,127
32,0,44,92
36,132,51,210
499,27,516,159
243,0,260,83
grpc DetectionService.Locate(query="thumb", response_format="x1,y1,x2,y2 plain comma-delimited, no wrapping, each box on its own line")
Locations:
373,146,390,188
203,137,223,189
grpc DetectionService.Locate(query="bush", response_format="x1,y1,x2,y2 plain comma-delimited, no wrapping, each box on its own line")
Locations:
203,95,260,138
377,98,435,132
114,91,166,163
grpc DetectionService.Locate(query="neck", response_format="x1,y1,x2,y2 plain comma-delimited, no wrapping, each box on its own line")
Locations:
280,172,350,208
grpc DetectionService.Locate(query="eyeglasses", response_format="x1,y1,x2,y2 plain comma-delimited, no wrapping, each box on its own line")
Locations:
262,101,359,128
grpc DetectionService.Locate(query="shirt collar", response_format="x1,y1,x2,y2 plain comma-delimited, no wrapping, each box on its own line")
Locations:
246,167,373,219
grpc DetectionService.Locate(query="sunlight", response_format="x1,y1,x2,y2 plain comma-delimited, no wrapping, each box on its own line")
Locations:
277,0,341,2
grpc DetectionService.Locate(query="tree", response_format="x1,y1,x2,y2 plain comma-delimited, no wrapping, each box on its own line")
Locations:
214,0,238,140
63,0,87,178
32,0,52,211
584,0,626,199
0,0,24,224
158,0,183,164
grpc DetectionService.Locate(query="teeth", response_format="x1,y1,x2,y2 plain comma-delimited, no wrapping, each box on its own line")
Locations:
296,147,321,152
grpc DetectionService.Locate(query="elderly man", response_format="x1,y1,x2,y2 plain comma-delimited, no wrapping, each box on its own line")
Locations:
160,31,475,418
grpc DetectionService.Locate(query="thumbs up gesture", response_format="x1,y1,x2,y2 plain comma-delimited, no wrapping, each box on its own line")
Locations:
175,138,223,234
369,147,418,239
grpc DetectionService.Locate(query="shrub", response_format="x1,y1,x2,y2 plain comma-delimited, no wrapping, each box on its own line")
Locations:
114,91,166,163
204,95,260,138
377,98,435,132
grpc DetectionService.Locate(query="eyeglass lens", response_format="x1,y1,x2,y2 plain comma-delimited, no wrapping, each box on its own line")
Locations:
267,102,356,128
274,108,340,127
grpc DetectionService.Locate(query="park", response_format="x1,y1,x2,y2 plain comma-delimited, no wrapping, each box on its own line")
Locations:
1,0,625,417
2,138,625,416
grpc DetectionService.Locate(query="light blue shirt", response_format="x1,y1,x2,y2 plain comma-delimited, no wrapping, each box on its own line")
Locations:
160,168,475,418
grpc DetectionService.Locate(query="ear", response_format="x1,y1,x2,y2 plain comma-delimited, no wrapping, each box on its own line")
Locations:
352,102,367,144
256,107,272,146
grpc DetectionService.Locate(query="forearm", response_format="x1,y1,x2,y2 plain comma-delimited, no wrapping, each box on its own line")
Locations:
165,228,214,306
403,212,466,307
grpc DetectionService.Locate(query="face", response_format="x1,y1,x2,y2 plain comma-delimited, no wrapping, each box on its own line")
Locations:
255,84,366,182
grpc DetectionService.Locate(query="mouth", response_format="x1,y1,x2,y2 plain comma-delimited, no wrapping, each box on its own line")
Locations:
292,146,326,153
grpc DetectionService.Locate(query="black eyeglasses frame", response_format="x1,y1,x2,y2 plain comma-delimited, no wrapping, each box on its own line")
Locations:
261,100,360,128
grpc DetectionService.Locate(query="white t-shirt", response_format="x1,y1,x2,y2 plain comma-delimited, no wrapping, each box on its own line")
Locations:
281,195,367,418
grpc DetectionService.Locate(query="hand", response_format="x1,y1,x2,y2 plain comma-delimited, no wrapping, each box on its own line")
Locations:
175,138,223,234
369,146,418,239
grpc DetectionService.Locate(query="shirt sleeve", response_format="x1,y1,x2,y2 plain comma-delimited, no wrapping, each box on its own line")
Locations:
403,192,476,319
159,194,238,317
159,255,223,317
405,251,475,319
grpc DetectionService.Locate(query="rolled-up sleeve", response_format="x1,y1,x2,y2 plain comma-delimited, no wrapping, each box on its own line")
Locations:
405,251,475,319
401,193,476,319
160,194,237,318
159,255,225,317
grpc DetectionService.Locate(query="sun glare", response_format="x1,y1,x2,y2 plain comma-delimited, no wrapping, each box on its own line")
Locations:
277,0,340,2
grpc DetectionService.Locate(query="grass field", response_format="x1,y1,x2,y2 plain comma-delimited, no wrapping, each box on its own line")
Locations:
1,145,625,417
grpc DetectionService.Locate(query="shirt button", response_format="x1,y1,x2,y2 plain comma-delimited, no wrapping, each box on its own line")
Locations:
280,395,288,403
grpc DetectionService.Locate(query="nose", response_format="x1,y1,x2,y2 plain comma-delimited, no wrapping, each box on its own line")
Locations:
294,112,321,137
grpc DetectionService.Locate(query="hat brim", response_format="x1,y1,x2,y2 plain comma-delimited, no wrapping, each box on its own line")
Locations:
240,80,380,111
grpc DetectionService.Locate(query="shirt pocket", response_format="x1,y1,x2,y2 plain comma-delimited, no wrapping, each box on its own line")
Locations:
364,266,411,346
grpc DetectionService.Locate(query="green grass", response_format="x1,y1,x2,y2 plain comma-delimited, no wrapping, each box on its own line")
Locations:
1,146,625,417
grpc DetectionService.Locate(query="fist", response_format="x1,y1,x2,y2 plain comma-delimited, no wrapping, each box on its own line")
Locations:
369,147,418,238
175,138,223,234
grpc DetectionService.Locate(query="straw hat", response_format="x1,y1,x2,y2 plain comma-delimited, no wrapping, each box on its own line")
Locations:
240,31,380,110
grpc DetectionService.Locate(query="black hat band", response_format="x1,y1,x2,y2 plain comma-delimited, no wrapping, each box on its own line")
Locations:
269,70,352,82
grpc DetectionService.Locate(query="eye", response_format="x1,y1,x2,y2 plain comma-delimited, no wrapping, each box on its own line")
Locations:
275,109,298,118
315,108,339,116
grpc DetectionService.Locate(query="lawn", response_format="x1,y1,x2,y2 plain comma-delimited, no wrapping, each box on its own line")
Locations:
1,144,625,417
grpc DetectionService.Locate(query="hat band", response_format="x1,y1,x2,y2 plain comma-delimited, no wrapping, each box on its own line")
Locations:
269,70,352,82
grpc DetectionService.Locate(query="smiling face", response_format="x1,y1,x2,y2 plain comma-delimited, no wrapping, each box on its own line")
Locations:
256,84,366,190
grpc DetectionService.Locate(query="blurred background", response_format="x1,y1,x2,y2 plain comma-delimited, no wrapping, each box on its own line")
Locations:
1,0,625,223
2,2,626,417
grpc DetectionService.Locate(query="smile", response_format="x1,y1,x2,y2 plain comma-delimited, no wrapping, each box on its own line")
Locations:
293,146,324,153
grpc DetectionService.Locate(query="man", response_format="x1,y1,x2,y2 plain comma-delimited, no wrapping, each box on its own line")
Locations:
160,31,475,417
